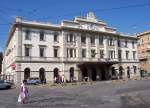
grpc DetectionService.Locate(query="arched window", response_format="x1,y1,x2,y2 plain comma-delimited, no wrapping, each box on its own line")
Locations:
39,68,46,83
24,68,30,80
53,68,59,78
127,66,130,78
70,67,74,82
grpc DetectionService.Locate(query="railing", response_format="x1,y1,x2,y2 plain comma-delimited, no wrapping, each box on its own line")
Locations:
14,56,139,63
15,56,62,62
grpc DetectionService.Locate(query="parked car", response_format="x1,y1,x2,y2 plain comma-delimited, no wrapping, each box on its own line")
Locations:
26,77,41,85
0,80,11,89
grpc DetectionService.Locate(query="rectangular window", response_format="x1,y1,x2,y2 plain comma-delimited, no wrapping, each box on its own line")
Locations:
54,33,58,42
67,33,75,43
100,50,104,58
118,40,121,47
118,50,122,59
99,36,103,45
132,41,135,48
133,51,136,59
109,50,115,59
67,48,76,58
125,40,128,48
82,49,86,58
25,30,31,40
39,47,46,57
54,48,58,58
40,32,45,41
90,36,95,45
24,45,31,57
126,51,129,59
91,49,96,58
81,35,86,44
108,39,115,46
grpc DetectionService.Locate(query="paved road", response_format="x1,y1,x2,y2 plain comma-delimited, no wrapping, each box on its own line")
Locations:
1,80,150,108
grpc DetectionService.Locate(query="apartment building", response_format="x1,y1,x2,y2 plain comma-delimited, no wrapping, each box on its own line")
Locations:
137,30,150,73
3,12,139,84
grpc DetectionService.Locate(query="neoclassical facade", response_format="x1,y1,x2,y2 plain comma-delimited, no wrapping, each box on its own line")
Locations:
3,12,139,84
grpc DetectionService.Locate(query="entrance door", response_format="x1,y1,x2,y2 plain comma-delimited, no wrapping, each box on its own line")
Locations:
101,69,106,80
91,67,97,81
81,67,88,81
39,68,45,83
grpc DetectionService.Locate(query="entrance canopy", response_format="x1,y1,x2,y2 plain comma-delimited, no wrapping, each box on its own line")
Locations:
77,61,119,67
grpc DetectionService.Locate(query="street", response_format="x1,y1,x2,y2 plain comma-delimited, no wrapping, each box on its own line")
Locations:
0,79,150,108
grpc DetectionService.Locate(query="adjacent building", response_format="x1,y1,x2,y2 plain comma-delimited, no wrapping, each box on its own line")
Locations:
137,30,150,73
3,12,139,84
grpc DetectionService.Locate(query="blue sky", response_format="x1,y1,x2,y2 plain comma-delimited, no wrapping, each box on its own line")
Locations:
0,0,150,52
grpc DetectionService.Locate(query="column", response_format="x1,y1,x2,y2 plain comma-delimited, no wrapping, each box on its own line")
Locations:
104,37,108,59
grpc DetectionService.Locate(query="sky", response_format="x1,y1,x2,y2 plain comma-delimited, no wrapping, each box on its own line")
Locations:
0,0,150,52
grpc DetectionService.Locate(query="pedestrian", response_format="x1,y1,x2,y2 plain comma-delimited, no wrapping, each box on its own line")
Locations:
18,80,28,104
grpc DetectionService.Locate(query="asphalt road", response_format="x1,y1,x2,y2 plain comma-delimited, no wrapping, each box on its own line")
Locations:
1,79,150,108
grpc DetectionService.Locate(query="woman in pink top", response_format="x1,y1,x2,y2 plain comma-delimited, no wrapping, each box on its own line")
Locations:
18,81,28,104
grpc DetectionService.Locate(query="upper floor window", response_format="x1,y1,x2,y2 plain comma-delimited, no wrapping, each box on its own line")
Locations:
109,50,115,59
118,50,122,59
67,48,76,58
132,41,135,48
108,39,115,46
81,35,86,44
24,45,32,57
54,33,59,42
90,36,95,45
82,49,86,58
118,40,121,47
99,36,103,45
126,51,129,59
67,33,75,43
25,30,31,40
40,31,45,41
39,46,46,57
133,51,136,60
100,50,104,58
53,47,59,58
91,49,96,58
125,40,128,48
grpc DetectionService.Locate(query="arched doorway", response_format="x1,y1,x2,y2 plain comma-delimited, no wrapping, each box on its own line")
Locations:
91,67,97,81
24,68,30,80
111,67,116,79
101,68,106,81
39,68,46,83
70,67,74,82
54,68,59,78
119,66,123,79
127,66,130,78
81,67,88,81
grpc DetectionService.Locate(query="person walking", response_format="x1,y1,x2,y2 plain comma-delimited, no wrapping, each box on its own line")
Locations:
18,80,28,104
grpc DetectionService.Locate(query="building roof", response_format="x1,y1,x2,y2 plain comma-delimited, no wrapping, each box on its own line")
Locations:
6,12,137,46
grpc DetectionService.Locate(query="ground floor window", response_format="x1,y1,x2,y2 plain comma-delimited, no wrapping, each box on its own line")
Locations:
39,68,46,83
24,68,30,80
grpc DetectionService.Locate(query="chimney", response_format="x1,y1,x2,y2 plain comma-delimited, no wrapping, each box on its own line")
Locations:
15,16,22,23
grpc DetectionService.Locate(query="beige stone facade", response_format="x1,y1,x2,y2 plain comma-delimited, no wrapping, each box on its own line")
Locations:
137,31,150,73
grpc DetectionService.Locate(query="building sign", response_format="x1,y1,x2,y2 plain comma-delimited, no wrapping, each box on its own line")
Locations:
11,64,16,70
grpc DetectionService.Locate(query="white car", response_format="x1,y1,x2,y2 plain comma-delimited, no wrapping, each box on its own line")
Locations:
26,77,41,85
0,80,11,89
